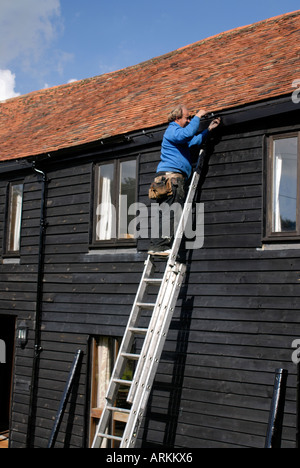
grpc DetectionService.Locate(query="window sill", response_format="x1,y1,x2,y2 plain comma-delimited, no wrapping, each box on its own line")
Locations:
85,248,146,262
258,243,300,251
2,257,21,264
87,247,138,256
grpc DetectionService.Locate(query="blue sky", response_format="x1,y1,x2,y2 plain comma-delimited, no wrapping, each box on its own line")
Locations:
0,0,299,100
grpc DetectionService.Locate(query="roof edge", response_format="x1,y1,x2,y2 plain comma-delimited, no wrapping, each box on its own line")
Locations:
177,9,300,52
0,93,298,168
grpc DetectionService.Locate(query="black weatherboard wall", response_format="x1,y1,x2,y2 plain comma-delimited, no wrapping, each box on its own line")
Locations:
137,102,300,448
1,97,300,448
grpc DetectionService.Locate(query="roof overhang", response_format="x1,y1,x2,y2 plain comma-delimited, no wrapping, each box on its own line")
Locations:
0,93,299,176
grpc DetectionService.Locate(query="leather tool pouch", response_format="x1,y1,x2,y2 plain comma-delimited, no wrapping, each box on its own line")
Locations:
148,175,174,200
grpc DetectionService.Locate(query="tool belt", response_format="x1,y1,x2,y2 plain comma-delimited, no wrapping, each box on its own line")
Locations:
148,172,185,200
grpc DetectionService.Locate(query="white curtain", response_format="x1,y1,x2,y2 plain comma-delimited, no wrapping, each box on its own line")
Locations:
96,177,114,240
274,154,282,232
97,337,112,448
97,337,112,408
13,193,23,250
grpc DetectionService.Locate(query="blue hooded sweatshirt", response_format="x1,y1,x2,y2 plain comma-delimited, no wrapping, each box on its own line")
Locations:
157,116,209,178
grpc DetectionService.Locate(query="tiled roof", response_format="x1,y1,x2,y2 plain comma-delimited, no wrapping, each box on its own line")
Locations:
0,10,300,161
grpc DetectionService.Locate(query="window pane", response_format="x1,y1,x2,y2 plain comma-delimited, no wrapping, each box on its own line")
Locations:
272,137,298,232
118,160,137,239
95,164,115,240
7,183,23,252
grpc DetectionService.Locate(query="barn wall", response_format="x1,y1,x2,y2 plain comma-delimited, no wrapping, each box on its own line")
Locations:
1,111,300,448
136,121,299,448
0,171,43,447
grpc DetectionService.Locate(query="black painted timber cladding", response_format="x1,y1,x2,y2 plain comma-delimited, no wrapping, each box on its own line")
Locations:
0,108,300,448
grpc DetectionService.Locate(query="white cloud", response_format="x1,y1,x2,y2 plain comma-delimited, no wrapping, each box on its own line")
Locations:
0,0,62,68
0,70,20,101
0,1,72,94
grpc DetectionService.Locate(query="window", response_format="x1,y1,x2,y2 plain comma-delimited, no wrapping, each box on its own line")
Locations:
92,158,137,247
88,336,134,448
265,133,300,240
4,182,24,255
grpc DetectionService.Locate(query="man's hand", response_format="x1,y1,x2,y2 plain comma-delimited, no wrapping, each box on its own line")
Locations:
208,117,221,131
195,109,208,119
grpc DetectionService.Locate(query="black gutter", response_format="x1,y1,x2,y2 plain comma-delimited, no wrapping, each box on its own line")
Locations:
26,162,47,448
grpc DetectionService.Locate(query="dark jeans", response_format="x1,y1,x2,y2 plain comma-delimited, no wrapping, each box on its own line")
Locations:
149,174,188,252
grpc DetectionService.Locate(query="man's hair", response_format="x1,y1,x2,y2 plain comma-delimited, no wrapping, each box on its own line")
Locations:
168,104,187,123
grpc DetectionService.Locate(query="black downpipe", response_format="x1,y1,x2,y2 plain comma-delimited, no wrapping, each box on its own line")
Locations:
26,162,47,447
265,368,288,449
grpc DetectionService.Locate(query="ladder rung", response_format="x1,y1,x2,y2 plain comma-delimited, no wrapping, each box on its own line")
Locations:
129,327,148,335
144,278,163,284
106,406,130,414
136,302,156,309
121,352,140,360
113,378,132,386
97,433,122,442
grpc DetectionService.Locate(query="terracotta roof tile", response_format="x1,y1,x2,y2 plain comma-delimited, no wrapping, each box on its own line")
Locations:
0,10,299,161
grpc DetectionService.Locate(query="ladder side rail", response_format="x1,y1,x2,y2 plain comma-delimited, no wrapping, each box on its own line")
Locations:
127,149,203,407
93,149,205,449
105,256,154,402
92,257,173,448
126,263,180,404
168,169,201,266
121,263,187,447
195,148,205,174
92,256,154,447
91,400,113,448
167,148,204,267
135,263,186,411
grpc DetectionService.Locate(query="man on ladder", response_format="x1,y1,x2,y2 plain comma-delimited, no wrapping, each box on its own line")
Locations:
148,104,221,256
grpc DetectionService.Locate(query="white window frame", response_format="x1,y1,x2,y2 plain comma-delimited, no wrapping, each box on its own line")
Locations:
91,158,138,248
4,182,24,256
265,132,300,241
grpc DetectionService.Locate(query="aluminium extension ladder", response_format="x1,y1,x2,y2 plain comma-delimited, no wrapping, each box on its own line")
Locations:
92,150,205,448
